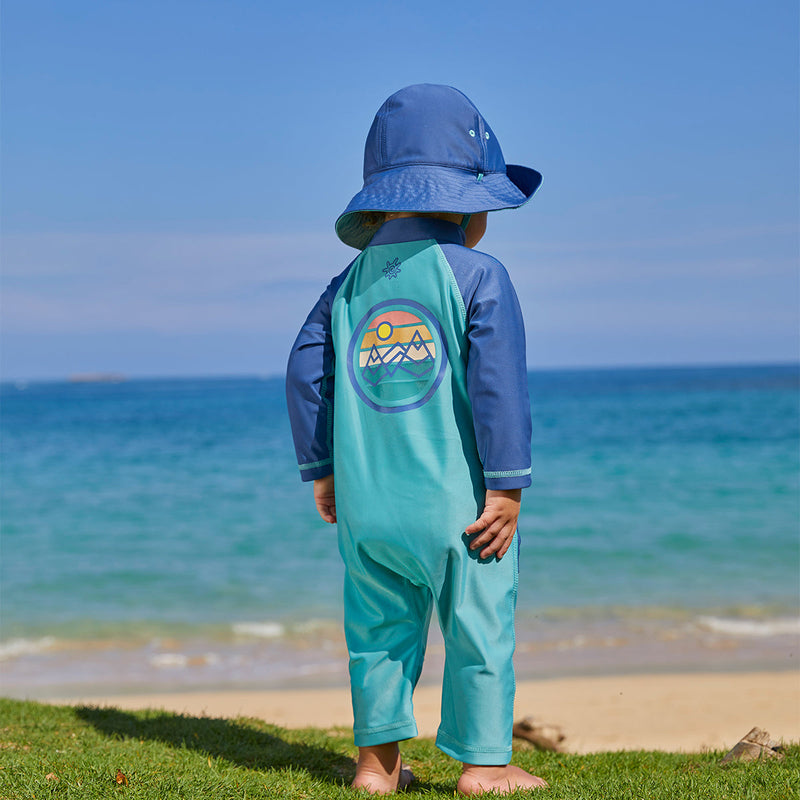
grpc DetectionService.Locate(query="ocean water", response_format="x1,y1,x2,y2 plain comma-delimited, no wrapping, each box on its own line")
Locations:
1,364,798,695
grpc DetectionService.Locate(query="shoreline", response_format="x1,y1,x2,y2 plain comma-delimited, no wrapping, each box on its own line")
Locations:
4,610,797,699
40,669,800,755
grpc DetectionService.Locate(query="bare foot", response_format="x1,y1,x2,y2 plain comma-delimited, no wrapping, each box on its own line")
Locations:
458,764,548,795
352,743,415,794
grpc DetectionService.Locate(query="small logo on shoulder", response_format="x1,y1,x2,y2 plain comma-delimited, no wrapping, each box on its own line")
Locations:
383,258,402,280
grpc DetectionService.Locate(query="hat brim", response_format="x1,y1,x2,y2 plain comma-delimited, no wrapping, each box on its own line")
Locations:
336,163,542,250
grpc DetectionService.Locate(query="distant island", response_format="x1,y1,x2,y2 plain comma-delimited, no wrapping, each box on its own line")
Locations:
68,373,126,384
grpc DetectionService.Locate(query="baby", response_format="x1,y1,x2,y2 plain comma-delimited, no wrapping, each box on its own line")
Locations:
286,84,545,795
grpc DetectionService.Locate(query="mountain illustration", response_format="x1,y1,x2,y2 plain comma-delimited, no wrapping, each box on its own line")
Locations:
362,329,435,388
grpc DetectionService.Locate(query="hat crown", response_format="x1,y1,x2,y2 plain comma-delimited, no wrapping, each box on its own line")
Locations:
363,84,507,181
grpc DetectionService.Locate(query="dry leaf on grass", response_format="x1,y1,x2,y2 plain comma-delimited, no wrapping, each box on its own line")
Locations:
512,717,567,752
720,727,785,765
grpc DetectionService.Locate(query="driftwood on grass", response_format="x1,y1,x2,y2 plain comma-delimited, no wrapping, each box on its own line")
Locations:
720,727,785,765
512,717,567,752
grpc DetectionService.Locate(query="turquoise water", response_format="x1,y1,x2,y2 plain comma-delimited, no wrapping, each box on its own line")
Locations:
1,365,798,693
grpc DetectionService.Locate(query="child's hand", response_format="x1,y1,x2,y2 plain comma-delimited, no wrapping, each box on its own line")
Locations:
465,489,521,559
314,474,337,523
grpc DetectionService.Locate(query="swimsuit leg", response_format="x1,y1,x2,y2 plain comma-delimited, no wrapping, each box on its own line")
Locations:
434,534,519,764
343,542,433,747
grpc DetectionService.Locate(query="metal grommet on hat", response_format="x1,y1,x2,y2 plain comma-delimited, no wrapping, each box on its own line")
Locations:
336,84,542,250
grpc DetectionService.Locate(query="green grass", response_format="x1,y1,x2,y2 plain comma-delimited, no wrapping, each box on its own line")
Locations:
0,698,797,799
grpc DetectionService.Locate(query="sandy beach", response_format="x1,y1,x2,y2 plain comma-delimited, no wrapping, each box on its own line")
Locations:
53,670,800,754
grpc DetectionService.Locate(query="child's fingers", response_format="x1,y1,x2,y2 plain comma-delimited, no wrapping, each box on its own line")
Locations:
468,519,508,551
466,498,519,558
467,518,517,559
464,515,488,535
465,507,508,536
467,515,501,547
468,530,494,551
313,475,336,523
316,499,337,523
480,528,514,559
496,534,515,559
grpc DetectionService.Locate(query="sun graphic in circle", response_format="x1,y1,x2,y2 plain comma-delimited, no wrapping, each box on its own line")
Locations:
347,299,449,414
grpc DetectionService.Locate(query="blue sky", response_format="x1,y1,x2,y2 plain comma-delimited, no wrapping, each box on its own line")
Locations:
2,0,797,379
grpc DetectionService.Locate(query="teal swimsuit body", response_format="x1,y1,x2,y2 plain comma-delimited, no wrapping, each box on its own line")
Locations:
287,217,532,763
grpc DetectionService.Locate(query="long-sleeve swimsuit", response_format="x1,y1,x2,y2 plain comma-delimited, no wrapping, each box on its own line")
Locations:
286,216,532,764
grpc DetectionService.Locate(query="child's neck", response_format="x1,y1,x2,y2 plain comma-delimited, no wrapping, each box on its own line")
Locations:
384,212,463,225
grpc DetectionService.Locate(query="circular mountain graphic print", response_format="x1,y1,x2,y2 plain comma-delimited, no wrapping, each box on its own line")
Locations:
347,299,448,413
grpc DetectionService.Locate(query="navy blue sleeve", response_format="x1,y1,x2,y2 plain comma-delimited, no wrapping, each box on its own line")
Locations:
285,267,351,482
441,245,532,490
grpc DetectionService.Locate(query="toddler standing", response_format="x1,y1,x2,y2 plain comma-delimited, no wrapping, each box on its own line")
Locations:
286,84,545,795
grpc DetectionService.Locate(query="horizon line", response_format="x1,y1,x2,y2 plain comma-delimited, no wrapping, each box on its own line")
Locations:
2,359,798,386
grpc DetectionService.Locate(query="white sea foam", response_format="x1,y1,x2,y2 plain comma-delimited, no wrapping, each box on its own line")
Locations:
293,619,339,635
232,622,285,639
149,652,220,669
297,662,343,676
0,637,57,660
696,616,800,637
150,653,189,669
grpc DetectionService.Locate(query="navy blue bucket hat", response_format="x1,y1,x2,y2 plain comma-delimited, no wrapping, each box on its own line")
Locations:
336,84,542,250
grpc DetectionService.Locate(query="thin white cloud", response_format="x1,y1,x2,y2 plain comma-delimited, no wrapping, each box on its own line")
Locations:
503,221,797,255
2,230,350,282
2,225,797,371
1,230,354,334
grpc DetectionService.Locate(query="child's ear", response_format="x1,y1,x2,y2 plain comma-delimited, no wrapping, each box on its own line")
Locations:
464,212,488,248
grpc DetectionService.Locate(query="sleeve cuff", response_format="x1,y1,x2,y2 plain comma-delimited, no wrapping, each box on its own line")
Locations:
298,459,333,482
483,468,532,490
